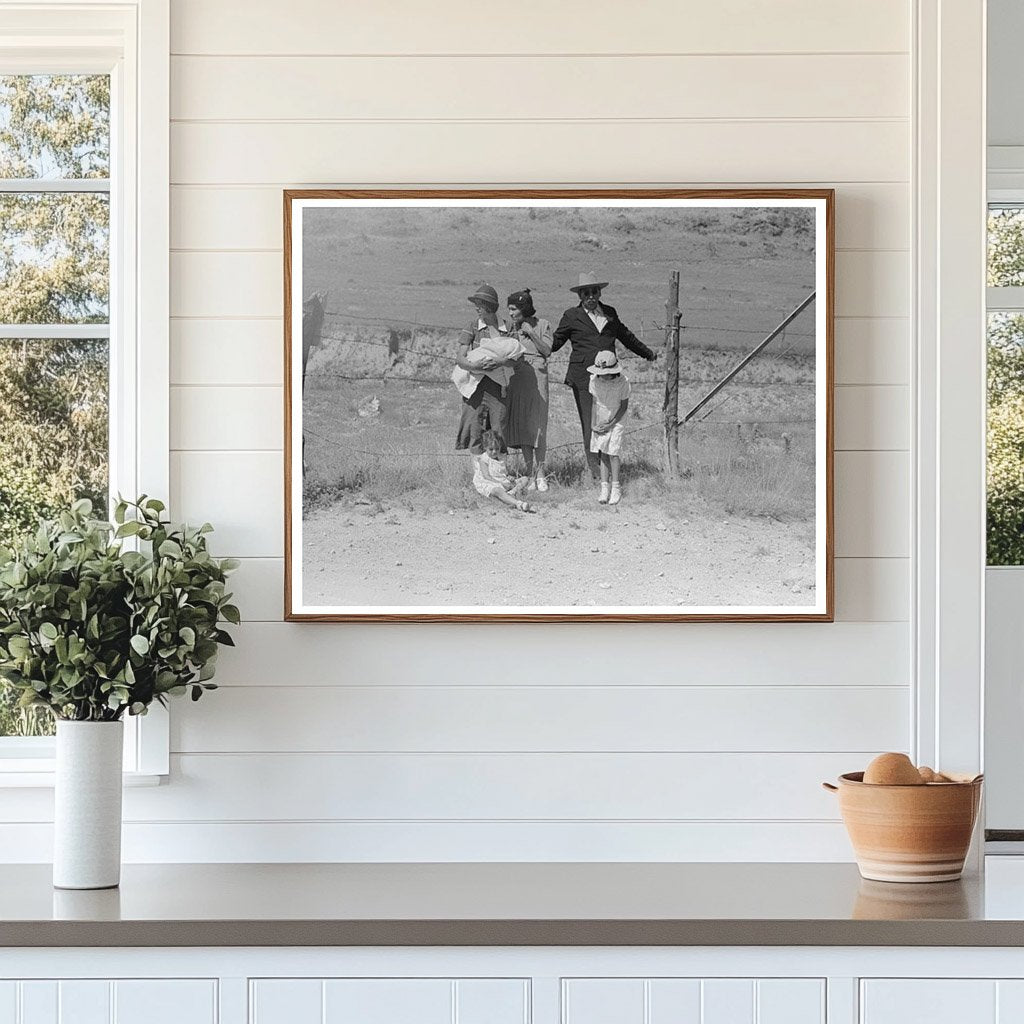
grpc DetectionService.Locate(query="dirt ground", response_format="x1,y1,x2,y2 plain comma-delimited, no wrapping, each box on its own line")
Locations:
302,483,817,610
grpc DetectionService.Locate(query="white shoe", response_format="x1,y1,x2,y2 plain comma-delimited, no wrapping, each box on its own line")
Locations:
598,482,610,504
536,474,549,492
609,483,621,505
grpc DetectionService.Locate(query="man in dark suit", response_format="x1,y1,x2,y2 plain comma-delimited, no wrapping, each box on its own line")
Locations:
552,272,657,478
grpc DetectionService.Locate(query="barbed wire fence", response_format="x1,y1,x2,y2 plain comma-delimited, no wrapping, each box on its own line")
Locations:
300,281,817,475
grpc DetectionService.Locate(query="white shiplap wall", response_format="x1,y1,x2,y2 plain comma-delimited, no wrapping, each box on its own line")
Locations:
1,0,915,862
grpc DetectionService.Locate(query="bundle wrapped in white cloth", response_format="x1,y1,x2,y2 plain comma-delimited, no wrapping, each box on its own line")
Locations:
451,334,525,399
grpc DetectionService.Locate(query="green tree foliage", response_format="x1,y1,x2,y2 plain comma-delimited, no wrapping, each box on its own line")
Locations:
988,209,1024,564
0,339,108,545
989,208,1024,288
989,395,1024,565
0,75,110,734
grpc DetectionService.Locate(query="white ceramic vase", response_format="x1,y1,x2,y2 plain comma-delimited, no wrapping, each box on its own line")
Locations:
53,720,124,890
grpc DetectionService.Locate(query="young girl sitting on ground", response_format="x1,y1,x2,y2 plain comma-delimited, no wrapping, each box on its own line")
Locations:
472,430,535,513
587,349,631,505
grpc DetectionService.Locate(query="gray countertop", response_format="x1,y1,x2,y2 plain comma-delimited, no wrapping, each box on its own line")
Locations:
2,861,1022,947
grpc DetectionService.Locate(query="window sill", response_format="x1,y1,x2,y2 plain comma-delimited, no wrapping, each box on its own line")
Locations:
0,767,165,788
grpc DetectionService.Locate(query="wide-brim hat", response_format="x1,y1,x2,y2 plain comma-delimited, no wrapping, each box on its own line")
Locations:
587,350,621,375
467,284,499,309
570,272,609,294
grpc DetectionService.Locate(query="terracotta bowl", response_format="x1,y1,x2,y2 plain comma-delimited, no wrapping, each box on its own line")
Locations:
823,772,983,883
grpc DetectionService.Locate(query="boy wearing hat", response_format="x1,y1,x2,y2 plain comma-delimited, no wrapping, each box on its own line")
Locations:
587,349,631,505
552,272,655,478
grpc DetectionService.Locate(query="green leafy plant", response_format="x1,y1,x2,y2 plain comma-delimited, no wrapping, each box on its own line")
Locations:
0,496,239,722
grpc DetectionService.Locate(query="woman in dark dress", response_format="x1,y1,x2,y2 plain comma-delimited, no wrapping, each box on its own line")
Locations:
454,284,516,455
504,289,553,491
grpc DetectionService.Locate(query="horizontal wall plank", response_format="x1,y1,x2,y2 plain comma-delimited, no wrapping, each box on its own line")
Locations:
171,319,283,386
834,250,909,318
169,384,907,453
0,820,856,862
171,187,283,251
170,0,910,56
124,752,858,820
170,120,909,186
225,557,283,620
227,556,908,623
173,448,907,559
171,54,909,121
169,314,911,388
171,184,909,252
171,250,908,320
834,451,909,557
211,621,910,686
171,252,279,318
834,318,909,385
171,684,909,754
833,557,909,621
171,386,281,450
171,451,283,556
834,385,909,450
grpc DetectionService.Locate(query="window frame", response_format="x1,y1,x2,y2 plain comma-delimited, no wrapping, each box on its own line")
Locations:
0,0,169,783
987,200,1024,314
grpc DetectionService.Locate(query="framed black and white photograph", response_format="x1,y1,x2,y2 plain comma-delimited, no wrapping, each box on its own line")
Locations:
284,189,833,622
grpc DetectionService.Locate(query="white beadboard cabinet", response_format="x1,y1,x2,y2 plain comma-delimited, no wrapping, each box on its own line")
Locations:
0,979,217,1024
250,979,529,1024
860,979,1024,1023
561,978,825,1024
5,949,1024,1024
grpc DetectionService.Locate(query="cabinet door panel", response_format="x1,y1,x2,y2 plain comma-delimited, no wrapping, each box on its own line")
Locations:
861,981,997,1024
563,979,645,1024
58,982,110,1024
250,979,322,1024
0,983,15,1024
251,978,528,1024
113,981,217,1024
648,979,701,1023
702,980,754,1024
757,980,825,1024
455,980,529,1024
323,980,451,1024
19,982,56,1024
565,978,825,1024
998,981,1024,1023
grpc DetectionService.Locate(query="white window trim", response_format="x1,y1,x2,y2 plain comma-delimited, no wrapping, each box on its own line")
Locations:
0,0,169,783
914,0,987,816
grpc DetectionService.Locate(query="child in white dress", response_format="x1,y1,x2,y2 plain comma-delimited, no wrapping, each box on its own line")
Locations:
587,350,631,505
472,431,535,513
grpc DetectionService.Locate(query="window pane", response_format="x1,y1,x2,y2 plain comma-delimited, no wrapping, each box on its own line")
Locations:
0,192,109,323
0,75,109,179
987,313,1024,565
988,206,1024,288
0,338,107,739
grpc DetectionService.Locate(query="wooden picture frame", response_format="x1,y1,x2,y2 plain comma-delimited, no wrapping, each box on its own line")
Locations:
284,189,834,622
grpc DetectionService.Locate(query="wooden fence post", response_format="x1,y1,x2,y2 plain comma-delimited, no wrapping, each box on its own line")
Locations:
663,270,681,475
